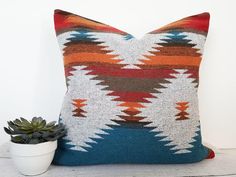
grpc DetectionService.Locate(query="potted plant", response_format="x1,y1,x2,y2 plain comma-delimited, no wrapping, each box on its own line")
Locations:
4,117,66,176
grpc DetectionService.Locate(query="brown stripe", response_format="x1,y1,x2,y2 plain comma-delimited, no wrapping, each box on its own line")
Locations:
93,76,171,92
65,62,126,69
136,64,199,70
150,46,201,57
64,42,111,55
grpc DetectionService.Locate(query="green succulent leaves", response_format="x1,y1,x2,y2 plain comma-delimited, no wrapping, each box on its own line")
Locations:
4,117,66,144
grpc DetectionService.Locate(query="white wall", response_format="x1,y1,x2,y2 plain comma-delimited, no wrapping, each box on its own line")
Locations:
0,0,235,149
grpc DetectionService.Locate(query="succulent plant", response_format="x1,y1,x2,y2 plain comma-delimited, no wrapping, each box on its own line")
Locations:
4,117,66,144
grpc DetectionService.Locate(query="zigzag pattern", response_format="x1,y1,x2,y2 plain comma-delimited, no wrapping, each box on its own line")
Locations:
53,9,214,165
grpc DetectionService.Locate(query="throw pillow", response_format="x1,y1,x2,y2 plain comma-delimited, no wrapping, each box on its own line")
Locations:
53,9,215,165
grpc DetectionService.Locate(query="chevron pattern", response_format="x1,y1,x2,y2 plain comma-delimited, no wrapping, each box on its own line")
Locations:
72,99,87,118
53,9,214,165
175,101,190,121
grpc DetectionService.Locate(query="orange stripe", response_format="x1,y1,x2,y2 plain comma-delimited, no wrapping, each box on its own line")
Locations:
156,20,189,32
125,107,139,112
177,102,189,106
66,16,107,28
66,16,127,34
64,53,121,65
118,102,145,108
141,56,201,66
176,106,189,111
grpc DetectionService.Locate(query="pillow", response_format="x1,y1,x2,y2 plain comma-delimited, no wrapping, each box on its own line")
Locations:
53,9,215,165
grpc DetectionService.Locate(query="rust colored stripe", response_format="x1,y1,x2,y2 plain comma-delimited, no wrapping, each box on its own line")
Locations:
108,91,156,103
85,65,177,79
141,56,201,66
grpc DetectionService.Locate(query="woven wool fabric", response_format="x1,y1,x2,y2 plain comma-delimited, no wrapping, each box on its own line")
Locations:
53,9,215,165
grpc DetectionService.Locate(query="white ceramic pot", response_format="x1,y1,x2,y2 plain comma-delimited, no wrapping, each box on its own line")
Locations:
10,140,57,176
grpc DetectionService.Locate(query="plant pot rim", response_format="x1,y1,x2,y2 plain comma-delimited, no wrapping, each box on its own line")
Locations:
10,140,57,146
10,140,57,157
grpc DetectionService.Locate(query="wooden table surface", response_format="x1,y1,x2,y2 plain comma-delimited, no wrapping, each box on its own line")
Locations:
1,143,236,177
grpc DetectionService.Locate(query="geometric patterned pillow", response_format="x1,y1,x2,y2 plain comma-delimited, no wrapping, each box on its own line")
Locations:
53,9,215,165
